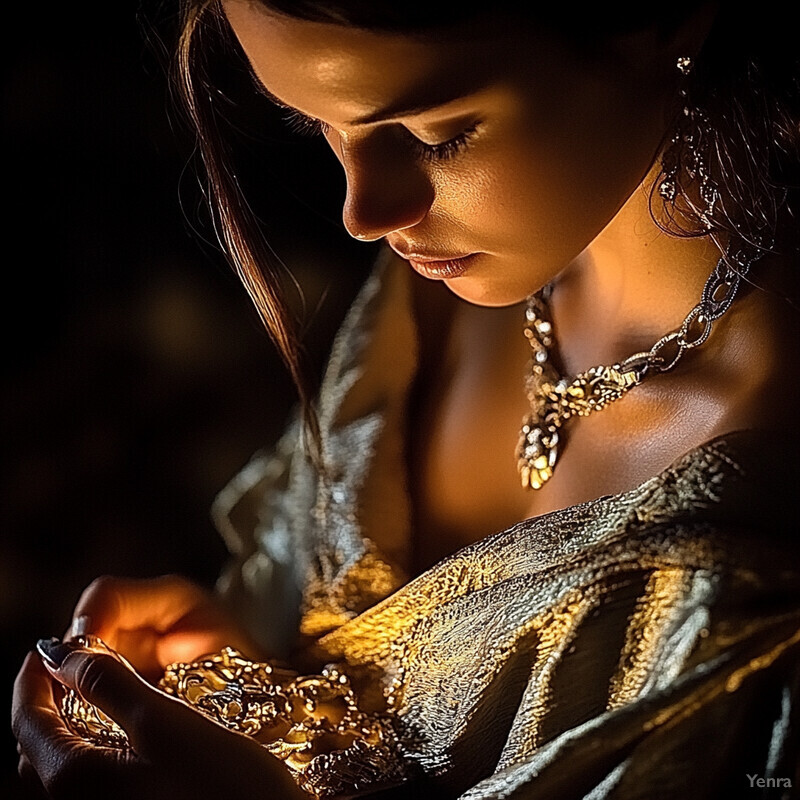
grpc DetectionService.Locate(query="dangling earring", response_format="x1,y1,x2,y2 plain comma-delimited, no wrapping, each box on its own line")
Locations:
658,55,718,232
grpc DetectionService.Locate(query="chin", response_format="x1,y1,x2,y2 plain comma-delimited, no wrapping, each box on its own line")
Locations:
443,275,535,308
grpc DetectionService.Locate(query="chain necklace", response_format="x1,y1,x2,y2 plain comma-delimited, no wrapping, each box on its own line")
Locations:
516,242,762,490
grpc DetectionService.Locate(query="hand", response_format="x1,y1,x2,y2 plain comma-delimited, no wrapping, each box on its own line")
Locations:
11,641,307,800
64,574,261,682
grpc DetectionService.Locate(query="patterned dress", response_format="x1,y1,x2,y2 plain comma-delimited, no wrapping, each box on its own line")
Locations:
212,251,800,799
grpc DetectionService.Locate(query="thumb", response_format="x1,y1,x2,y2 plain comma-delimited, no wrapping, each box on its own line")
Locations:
36,637,199,760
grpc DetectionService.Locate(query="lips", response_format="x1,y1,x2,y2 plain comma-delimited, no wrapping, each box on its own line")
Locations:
389,242,477,280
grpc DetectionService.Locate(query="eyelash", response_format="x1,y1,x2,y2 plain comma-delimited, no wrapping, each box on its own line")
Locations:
283,109,328,138
282,109,478,163
412,124,479,163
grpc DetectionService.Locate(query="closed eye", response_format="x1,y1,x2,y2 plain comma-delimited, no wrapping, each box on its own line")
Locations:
282,108,330,138
409,123,480,162
254,69,482,163
283,107,479,164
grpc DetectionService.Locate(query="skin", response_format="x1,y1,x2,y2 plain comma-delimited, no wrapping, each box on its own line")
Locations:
12,575,306,799
12,3,800,794
222,2,697,308
219,2,799,566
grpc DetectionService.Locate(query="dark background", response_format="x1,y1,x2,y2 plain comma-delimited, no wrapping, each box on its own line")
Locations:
3,2,375,794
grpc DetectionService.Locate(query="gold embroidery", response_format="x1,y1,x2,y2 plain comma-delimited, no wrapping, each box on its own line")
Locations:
607,568,693,710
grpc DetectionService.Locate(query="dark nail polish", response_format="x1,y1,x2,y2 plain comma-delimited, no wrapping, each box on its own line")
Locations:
36,637,81,670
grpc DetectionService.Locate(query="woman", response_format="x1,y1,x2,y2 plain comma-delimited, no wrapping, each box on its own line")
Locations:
12,0,800,797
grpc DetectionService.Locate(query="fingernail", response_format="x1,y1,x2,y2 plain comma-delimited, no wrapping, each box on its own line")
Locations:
36,637,83,671
69,614,91,639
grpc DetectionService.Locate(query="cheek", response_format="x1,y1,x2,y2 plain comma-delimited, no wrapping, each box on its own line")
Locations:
431,135,592,260
429,161,495,224
444,104,660,260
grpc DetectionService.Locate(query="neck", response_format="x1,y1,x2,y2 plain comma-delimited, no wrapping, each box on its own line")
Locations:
549,166,722,375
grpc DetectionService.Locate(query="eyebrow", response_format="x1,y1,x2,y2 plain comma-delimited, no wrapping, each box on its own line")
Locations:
252,76,478,127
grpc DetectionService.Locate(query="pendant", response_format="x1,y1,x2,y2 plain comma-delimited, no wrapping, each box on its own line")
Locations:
517,365,642,490
517,418,559,490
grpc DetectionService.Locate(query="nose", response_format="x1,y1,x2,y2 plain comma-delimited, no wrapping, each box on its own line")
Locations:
339,131,434,242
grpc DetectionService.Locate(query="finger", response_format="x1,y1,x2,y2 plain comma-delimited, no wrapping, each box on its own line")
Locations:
12,649,86,740
64,612,91,641
37,643,308,799
67,575,230,676
12,652,71,755
14,649,162,800
39,641,205,761
12,652,95,790
13,651,57,716
70,574,208,644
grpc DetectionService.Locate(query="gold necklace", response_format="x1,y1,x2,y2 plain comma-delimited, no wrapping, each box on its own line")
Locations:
516,244,761,490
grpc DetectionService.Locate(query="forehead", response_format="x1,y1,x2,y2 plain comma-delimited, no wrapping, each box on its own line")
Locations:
221,1,518,122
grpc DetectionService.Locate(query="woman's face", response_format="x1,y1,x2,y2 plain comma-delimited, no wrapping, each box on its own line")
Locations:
222,2,679,306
